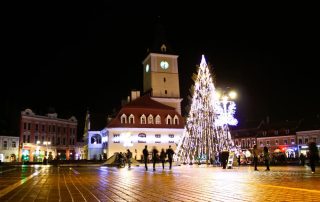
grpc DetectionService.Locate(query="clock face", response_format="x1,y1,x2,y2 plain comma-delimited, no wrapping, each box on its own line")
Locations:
160,60,169,69
145,64,149,72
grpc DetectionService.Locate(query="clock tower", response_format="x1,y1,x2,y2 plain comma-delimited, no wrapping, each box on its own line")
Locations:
142,25,182,114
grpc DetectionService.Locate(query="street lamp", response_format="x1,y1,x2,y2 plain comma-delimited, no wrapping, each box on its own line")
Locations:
215,89,238,126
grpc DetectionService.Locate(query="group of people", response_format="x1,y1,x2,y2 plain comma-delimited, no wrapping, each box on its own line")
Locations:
251,142,319,173
143,145,175,171
252,145,270,171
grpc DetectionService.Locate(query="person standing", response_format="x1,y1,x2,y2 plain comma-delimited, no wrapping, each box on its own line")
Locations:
166,145,175,169
253,145,259,171
309,142,319,173
221,150,229,169
126,149,132,168
299,153,306,166
263,146,270,171
143,145,149,171
152,147,159,171
237,154,241,167
160,148,166,170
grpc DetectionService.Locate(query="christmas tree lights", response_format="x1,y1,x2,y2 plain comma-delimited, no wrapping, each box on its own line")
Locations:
175,55,237,164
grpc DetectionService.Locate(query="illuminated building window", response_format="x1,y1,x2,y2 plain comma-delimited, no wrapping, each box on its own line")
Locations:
120,114,127,124
312,137,317,143
12,141,16,148
155,115,161,124
155,134,161,138
266,141,270,146
275,139,279,145
305,138,308,144
138,133,146,143
274,130,278,135
166,115,172,124
260,141,263,147
291,139,295,144
129,114,135,124
91,134,102,144
235,140,238,146
284,140,288,145
165,90,167,94
298,138,302,144
148,115,154,124
113,134,120,143
173,115,179,125
140,114,146,124
3,141,7,148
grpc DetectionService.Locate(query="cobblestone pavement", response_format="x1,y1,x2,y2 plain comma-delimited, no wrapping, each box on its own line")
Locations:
0,164,319,201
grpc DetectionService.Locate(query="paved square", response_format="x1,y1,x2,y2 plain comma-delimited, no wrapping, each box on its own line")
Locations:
0,164,319,201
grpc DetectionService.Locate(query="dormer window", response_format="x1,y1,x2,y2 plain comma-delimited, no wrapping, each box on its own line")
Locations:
129,114,135,124
140,114,146,124
148,115,154,124
120,114,127,124
274,130,278,135
285,129,290,134
173,115,179,125
262,131,267,136
166,115,172,125
155,115,161,124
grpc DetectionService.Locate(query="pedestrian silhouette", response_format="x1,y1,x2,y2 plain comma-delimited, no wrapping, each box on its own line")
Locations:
221,150,229,169
143,145,149,171
237,154,241,167
152,147,159,171
253,145,259,171
166,145,175,169
160,148,166,170
126,149,132,168
263,146,270,171
309,142,319,173
299,153,306,166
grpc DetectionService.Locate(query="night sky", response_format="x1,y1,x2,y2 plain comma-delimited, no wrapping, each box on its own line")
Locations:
1,2,318,138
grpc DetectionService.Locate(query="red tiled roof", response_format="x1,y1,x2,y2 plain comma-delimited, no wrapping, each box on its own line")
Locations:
107,95,184,129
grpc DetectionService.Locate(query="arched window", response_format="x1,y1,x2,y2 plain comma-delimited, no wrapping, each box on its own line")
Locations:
173,115,179,125
148,114,154,124
140,114,146,124
129,114,135,124
120,114,127,124
91,134,102,144
166,115,172,125
155,115,161,124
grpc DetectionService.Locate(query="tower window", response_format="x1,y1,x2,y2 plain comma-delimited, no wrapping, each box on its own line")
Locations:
163,77,166,82
165,90,167,94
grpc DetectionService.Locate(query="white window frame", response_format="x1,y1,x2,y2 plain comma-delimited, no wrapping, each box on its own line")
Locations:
147,114,154,124
140,114,146,124
155,115,161,124
129,114,135,124
166,115,172,125
120,114,127,124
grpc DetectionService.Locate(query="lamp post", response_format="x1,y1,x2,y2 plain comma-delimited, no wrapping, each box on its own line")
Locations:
215,89,238,126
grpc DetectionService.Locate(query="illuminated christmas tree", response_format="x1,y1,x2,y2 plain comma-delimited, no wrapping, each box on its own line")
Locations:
175,55,237,164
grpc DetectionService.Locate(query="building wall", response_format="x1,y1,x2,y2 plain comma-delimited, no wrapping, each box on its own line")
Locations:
107,127,183,160
0,136,19,162
19,109,78,162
